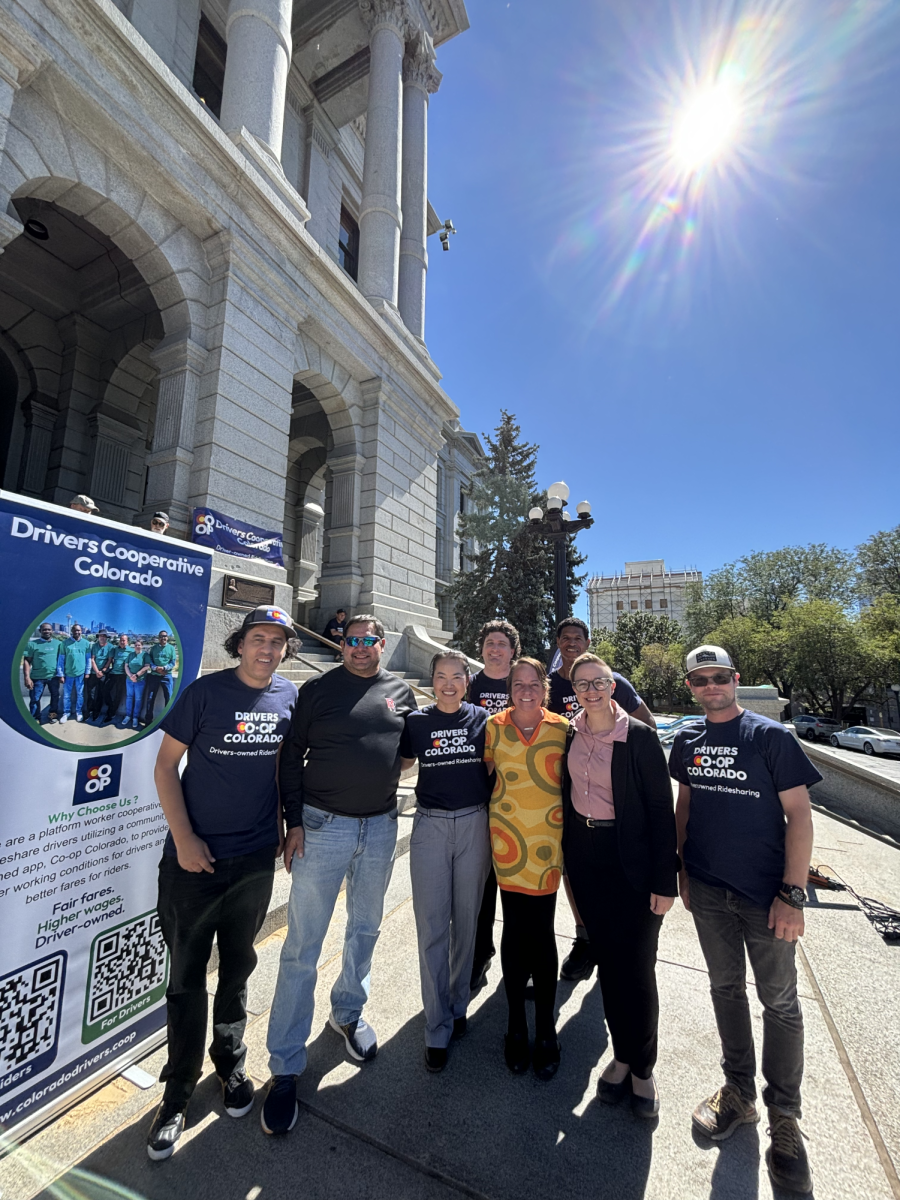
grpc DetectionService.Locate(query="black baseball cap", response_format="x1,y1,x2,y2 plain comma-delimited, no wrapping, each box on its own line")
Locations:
238,606,295,633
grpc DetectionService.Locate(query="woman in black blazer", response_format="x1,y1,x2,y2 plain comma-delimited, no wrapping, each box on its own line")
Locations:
561,653,678,1117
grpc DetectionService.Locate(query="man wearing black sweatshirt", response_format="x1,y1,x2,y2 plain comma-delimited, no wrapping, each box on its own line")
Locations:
261,615,417,1136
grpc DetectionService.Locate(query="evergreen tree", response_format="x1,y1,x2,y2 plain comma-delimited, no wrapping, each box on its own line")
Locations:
450,411,585,659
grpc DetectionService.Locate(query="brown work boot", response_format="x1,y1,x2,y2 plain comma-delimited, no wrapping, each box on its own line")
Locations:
766,1109,812,1194
692,1083,759,1141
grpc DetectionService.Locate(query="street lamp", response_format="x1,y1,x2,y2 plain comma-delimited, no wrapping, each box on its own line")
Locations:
529,481,594,635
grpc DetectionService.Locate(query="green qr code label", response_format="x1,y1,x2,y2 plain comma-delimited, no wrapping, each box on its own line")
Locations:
82,910,168,1044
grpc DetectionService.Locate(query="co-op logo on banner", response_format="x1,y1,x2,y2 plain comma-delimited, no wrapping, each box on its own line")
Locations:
426,731,476,758
74,755,123,802
195,512,215,538
687,746,747,781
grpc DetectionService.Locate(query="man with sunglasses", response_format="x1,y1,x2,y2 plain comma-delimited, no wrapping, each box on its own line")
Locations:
670,645,821,1195
262,615,417,1136
547,617,656,982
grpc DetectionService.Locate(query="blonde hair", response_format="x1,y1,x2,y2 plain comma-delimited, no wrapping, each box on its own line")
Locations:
570,652,613,684
508,656,550,707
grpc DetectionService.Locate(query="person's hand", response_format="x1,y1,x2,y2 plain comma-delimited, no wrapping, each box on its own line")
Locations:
768,896,804,941
283,825,305,872
175,833,216,873
678,872,691,911
156,666,166,675
651,893,675,916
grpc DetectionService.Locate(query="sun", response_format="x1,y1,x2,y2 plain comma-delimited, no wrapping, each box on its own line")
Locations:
671,81,742,172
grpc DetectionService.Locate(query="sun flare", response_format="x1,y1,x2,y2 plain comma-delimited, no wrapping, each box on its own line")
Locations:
671,82,742,171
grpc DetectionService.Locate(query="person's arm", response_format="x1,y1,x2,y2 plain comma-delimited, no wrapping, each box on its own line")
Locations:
632,700,656,730
22,654,33,690
675,783,691,910
56,649,65,678
154,733,215,872
278,686,311,871
768,784,814,942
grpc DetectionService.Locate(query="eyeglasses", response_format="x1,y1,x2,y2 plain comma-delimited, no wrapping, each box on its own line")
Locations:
688,672,734,687
151,520,166,528
344,635,380,648
573,677,615,693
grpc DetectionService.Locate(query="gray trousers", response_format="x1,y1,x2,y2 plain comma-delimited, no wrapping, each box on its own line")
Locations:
409,804,492,1048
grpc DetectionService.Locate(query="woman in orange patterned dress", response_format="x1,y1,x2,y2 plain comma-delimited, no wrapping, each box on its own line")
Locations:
484,657,568,1080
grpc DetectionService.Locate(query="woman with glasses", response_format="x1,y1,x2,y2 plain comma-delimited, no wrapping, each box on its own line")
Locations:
561,653,678,1117
484,657,568,1080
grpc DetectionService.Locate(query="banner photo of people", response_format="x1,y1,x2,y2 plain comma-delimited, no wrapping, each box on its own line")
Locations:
191,506,284,566
0,491,212,1138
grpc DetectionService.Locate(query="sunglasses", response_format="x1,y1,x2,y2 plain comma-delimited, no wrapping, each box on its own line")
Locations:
688,672,734,687
344,635,380,648
573,677,615,693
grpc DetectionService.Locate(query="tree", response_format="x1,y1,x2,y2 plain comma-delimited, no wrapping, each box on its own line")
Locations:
857,524,900,599
602,611,683,678
705,613,795,707
633,643,691,711
450,411,585,659
590,627,618,669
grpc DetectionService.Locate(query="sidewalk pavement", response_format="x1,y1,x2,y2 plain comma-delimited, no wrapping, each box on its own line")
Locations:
1,804,898,1200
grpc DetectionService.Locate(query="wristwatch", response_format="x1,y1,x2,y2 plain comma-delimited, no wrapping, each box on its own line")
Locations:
779,883,807,910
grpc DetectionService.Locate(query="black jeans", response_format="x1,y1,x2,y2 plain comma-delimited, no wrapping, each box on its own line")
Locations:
473,868,498,964
100,673,125,721
143,674,171,723
156,846,276,1104
689,876,804,1116
565,821,663,1079
499,888,558,1039
83,674,103,719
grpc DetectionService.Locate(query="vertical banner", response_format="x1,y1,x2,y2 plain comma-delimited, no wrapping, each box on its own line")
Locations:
0,492,212,1138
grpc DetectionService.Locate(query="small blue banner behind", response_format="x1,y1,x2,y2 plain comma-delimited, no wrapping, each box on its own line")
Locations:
191,507,284,567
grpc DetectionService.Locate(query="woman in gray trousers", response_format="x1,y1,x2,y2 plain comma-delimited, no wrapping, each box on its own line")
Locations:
399,650,493,1072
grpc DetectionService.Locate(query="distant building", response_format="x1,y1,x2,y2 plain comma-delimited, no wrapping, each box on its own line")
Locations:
587,560,702,632
434,420,485,634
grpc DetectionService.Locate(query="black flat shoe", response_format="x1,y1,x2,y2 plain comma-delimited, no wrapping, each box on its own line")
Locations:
503,1032,530,1074
631,1077,660,1119
597,1075,631,1105
425,1046,448,1073
532,1038,561,1082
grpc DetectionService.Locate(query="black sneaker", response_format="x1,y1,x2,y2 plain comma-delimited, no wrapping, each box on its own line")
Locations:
260,1075,299,1136
766,1110,812,1194
147,1100,187,1160
328,1014,378,1062
424,1046,448,1072
560,936,595,982
221,1068,254,1118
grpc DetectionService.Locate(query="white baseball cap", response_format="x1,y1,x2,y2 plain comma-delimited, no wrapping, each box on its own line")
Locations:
685,645,734,674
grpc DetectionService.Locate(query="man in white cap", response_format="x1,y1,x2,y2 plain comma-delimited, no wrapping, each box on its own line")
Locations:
669,645,821,1195
147,606,298,1161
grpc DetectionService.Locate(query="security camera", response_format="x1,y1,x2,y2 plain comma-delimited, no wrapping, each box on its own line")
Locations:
439,218,457,251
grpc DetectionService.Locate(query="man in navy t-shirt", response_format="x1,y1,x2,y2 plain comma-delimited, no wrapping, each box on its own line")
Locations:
670,645,820,1194
147,605,298,1162
546,617,657,982
400,650,492,1071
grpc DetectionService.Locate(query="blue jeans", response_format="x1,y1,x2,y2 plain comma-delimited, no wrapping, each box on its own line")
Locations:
28,676,60,720
61,675,84,717
689,876,804,1116
125,677,145,721
266,806,398,1077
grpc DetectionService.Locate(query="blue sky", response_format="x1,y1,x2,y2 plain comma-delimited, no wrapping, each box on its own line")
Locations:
425,0,900,618
34,595,173,641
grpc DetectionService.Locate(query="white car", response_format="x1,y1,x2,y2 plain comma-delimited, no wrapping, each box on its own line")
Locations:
829,726,900,756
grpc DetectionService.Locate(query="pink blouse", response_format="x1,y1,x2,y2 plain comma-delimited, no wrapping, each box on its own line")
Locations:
568,702,629,820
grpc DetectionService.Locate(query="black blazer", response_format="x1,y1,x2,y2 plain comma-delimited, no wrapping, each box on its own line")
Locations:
561,716,679,897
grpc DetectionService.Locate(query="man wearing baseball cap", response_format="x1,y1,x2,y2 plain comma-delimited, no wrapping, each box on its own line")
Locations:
147,605,298,1161
69,494,99,514
669,645,821,1194
151,512,171,534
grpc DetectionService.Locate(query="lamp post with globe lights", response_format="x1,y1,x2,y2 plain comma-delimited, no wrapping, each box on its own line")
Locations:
528,482,594,634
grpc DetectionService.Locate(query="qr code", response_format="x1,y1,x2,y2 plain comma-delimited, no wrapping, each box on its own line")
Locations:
83,911,168,1043
0,952,67,1094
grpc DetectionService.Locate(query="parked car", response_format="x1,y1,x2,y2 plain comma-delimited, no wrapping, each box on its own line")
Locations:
792,714,842,742
658,715,705,746
829,727,900,756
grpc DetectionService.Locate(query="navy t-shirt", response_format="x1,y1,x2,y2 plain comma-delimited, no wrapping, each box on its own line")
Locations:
161,669,298,859
468,670,509,717
547,669,641,719
400,702,491,810
669,710,822,908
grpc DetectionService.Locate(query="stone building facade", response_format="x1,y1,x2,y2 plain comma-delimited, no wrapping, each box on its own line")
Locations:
587,559,702,632
434,417,483,633
0,0,469,656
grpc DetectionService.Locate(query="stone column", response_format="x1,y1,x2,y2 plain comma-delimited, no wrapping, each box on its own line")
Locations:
142,337,207,535
293,499,325,607
0,29,45,248
357,0,407,308
219,0,293,160
399,31,440,341
16,396,56,496
318,450,365,615
302,102,341,252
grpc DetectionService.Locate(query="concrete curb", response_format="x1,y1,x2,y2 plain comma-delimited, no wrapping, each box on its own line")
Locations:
806,743,900,841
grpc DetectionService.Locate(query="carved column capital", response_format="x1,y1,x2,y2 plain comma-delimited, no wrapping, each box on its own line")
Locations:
359,0,409,39
403,29,441,94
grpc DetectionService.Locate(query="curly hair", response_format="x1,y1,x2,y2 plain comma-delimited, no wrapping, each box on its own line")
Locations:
507,656,550,707
556,616,590,641
223,627,300,661
477,618,521,659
